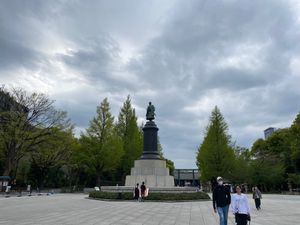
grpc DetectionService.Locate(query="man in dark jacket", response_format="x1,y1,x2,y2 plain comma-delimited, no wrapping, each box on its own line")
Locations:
140,182,146,201
213,176,231,225
134,183,140,201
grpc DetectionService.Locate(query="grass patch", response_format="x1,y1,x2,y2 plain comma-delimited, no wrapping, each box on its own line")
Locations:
89,191,210,201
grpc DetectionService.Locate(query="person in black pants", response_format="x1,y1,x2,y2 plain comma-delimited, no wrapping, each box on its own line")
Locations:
231,185,251,225
252,186,262,210
140,182,146,201
134,183,140,201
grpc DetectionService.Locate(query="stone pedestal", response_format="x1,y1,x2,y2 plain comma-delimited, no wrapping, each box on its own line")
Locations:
125,159,174,187
125,114,174,187
140,121,160,159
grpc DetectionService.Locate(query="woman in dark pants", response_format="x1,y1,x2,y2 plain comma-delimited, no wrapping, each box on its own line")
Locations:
252,186,262,210
134,183,140,201
231,185,251,225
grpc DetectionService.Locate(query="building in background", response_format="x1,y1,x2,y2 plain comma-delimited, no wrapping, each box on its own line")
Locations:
174,169,200,187
264,127,276,139
0,89,28,114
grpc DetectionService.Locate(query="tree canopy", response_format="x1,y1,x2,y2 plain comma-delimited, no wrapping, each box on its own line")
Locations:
79,98,123,186
0,88,71,177
196,106,235,182
115,95,143,181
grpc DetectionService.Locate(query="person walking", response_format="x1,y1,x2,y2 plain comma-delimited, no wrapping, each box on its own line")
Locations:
213,176,231,225
133,183,140,202
231,185,251,225
252,186,262,210
140,182,146,201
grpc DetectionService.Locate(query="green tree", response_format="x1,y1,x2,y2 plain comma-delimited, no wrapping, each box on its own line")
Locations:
250,138,269,160
290,112,300,172
196,106,235,182
249,159,284,191
80,98,123,186
28,127,76,188
287,173,300,188
116,96,142,181
250,137,285,191
0,88,70,177
64,137,85,189
266,128,294,173
231,146,251,184
0,137,4,174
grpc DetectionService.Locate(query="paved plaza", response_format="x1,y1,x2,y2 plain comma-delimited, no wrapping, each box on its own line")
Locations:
0,193,299,225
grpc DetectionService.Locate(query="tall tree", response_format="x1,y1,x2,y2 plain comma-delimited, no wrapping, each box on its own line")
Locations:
251,138,269,160
290,112,300,172
28,127,76,188
231,146,251,184
116,96,142,181
64,138,85,189
80,98,123,186
250,137,285,191
266,128,294,173
196,106,235,182
0,88,70,177
247,112,300,191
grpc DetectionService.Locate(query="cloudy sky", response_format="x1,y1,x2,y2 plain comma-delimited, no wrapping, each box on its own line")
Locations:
1,0,300,168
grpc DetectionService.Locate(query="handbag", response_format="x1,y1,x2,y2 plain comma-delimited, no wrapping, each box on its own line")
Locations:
246,214,251,221
247,214,251,225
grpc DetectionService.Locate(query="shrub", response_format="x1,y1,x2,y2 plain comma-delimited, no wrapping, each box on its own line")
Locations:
89,191,210,201
89,191,133,200
146,192,210,201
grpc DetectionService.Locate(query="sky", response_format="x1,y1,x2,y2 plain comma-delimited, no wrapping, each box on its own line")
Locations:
1,0,300,169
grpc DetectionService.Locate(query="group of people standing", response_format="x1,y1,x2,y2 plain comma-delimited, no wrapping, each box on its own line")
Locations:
213,176,262,225
134,182,147,202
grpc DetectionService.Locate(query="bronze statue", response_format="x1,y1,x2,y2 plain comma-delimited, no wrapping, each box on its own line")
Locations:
146,102,155,121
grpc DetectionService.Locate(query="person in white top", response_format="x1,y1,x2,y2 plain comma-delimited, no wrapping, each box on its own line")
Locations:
231,185,251,225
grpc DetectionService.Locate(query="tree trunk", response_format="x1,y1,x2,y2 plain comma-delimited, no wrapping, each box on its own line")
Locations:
96,174,101,187
3,144,18,177
37,167,47,190
3,157,13,176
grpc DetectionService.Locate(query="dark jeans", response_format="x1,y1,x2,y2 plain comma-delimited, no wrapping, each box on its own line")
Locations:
235,213,248,225
254,198,261,209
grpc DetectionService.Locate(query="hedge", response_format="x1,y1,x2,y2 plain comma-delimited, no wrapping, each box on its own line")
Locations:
89,191,210,201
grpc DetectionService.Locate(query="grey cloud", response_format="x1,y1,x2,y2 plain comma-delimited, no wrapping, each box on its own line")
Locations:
59,35,120,76
126,0,300,167
1,0,300,168
58,35,140,94
0,1,59,73
205,69,265,90
0,38,42,71
128,0,300,92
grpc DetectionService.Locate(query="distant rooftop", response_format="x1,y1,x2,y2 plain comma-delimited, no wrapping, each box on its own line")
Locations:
264,127,276,139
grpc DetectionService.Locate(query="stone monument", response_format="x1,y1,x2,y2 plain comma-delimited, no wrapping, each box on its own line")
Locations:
125,102,174,187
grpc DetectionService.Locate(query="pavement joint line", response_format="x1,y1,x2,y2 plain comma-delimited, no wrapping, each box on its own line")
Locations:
0,194,300,225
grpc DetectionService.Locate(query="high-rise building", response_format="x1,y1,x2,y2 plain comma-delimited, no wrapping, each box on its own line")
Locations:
264,127,275,139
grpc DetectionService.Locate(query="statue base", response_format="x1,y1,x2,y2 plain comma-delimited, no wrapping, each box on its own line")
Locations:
125,159,174,187
140,120,160,159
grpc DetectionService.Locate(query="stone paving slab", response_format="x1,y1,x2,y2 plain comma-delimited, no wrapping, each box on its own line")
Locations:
0,193,299,225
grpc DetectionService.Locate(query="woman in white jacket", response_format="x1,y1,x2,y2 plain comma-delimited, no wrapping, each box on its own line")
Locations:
231,185,251,225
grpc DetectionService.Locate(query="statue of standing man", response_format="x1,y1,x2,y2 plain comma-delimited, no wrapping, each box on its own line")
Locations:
146,102,155,121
